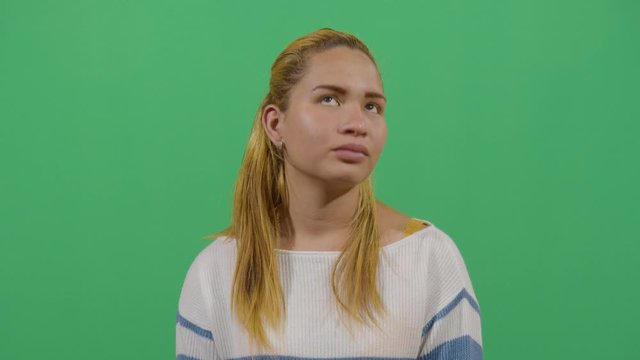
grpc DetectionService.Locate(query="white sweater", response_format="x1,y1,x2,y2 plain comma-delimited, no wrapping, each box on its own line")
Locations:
176,219,483,359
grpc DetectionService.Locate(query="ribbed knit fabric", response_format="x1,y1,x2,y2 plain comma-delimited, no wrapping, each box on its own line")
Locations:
176,218,483,359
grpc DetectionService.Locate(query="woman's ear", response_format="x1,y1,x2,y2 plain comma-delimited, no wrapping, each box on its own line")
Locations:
262,104,285,146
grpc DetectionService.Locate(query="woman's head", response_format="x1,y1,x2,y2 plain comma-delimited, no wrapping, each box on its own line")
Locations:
263,43,387,187
214,28,387,351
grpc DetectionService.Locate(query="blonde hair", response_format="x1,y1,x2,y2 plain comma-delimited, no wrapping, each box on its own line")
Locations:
208,28,386,350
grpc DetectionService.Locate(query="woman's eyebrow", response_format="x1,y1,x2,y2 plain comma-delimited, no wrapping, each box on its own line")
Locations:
311,84,386,102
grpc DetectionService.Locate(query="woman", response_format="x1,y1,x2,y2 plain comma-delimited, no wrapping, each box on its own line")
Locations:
176,28,483,359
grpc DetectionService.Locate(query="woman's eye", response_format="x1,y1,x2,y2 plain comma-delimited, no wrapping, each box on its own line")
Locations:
365,103,381,113
321,96,339,105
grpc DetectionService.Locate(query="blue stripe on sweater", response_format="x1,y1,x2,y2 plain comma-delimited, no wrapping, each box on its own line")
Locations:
177,355,199,360
421,288,481,338
231,357,415,360
229,342,482,360
176,312,214,340
421,335,483,360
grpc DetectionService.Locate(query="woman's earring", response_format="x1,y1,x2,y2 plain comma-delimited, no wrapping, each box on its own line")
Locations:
276,141,285,163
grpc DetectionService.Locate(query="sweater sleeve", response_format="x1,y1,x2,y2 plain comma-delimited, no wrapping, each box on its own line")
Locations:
176,246,219,360
418,230,483,359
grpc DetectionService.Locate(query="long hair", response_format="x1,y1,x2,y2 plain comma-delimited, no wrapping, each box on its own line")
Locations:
208,28,386,350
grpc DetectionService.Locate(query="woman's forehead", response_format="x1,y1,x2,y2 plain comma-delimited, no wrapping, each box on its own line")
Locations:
300,48,383,94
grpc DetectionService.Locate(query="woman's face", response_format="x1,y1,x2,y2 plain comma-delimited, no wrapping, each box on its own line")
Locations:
265,46,387,187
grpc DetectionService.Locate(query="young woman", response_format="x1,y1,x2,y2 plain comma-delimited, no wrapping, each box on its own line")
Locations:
176,28,483,359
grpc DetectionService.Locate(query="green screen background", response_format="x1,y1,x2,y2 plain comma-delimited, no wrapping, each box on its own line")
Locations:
1,0,638,358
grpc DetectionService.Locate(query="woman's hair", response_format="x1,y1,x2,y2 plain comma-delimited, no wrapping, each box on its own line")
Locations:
208,27,386,350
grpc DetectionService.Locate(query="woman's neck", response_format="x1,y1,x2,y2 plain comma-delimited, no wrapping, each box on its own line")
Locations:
278,172,362,251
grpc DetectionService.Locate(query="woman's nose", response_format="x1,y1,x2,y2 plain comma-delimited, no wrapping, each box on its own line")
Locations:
339,103,367,136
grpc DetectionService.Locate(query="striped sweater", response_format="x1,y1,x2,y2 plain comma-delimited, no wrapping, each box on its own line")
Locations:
176,218,483,359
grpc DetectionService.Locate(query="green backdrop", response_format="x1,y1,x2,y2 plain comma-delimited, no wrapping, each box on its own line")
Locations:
1,0,638,359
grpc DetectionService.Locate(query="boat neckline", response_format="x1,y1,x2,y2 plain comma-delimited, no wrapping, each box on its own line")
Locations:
274,218,434,256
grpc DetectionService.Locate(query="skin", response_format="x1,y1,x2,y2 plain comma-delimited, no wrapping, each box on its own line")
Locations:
262,46,426,251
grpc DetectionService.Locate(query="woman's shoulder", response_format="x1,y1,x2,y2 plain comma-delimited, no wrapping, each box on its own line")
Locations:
202,235,237,256
183,235,237,276
377,206,465,260
377,201,433,247
416,221,480,302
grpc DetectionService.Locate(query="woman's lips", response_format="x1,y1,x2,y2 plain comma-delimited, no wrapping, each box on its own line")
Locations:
333,143,369,155
333,148,367,162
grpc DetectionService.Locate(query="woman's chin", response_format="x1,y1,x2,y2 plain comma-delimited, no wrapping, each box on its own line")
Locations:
322,171,371,188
